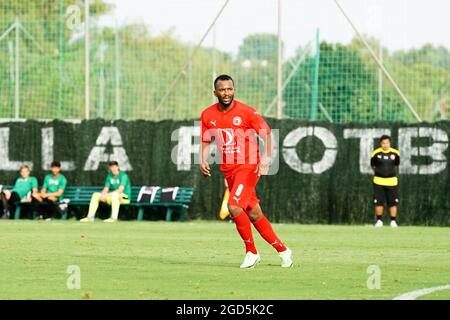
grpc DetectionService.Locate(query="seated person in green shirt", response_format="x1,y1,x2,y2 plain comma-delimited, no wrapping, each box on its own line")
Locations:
81,161,131,223
32,161,68,220
0,164,39,219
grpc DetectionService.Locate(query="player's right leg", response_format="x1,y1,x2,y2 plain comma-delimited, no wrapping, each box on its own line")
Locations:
227,204,260,269
226,173,259,269
0,191,10,219
247,204,292,268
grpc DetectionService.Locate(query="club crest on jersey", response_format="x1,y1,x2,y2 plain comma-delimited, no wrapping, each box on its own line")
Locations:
232,116,242,126
390,154,396,160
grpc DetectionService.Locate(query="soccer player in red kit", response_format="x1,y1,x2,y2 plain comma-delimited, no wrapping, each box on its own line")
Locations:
200,74,293,269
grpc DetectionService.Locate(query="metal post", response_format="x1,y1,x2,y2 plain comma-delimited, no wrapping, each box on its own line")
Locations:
212,22,217,103
188,46,193,118
58,0,64,119
264,41,313,116
378,42,383,120
15,17,19,120
84,0,90,120
98,42,106,118
310,29,320,120
115,21,121,119
276,0,283,119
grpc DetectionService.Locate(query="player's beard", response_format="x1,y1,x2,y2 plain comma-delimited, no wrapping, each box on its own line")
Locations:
218,95,234,108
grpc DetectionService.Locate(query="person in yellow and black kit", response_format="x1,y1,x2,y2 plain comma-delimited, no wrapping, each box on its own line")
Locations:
370,135,400,228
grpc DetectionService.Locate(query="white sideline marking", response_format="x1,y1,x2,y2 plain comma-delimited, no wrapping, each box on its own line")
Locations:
393,284,450,300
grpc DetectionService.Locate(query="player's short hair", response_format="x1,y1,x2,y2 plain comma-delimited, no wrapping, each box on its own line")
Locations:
379,135,391,143
108,161,119,167
19,164,30,172
214,74,234,89
50,160,61,168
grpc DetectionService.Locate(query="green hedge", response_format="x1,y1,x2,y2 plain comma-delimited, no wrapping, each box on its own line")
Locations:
1,119,449,225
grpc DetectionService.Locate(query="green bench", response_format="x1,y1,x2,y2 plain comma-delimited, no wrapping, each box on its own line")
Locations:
66,186,194,221
132,187,194,222
9,186,194,221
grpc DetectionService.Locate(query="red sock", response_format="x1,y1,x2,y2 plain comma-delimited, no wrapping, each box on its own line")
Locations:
253,215,287,253
233,211,257,254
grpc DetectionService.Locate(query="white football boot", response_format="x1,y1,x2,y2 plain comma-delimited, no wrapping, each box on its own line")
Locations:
374,220,383,228
390,220,398,228
240,252,261,269
279,248,293,268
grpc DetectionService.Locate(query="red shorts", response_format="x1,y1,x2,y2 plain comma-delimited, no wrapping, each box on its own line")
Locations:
224,166,260,212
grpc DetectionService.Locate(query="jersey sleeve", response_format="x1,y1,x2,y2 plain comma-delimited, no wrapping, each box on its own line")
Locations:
43,176,49,189
200,112,212,142
31,177,38,189
60,176,67,191
395,155,400,166
119,174,129,188
248,110,271,137
370,153,376,167
104,175,111,188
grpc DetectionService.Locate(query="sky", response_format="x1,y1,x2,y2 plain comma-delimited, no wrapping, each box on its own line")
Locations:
98,0,450,58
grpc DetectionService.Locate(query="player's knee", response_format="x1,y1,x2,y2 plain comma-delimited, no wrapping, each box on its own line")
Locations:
247,210,262,222
227,204,242,216
92,192,101,200
110,192,120,200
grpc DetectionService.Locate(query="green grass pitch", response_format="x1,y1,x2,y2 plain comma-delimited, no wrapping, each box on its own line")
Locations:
0,220,449,300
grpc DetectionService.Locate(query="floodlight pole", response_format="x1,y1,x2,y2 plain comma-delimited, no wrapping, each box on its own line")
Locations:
15,17,19,120
115,21,121,119
378,42,383,120
84,0,90,120
212,22,217,104
276,0,283,119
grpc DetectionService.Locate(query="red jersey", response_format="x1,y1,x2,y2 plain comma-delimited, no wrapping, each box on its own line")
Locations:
200,100,271,173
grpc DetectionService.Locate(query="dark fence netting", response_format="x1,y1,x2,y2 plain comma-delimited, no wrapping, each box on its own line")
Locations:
1,119,449,225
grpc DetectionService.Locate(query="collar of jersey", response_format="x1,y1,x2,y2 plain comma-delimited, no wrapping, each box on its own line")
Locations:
217,100,237,113
378,147,393,153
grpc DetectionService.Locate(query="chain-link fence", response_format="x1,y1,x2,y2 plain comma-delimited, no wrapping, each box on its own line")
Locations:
0,0,449,122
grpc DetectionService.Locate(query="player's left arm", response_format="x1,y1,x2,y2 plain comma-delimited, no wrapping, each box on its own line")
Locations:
113,186,125,194
113,175,128,194
31,177,39,196
395,151,400,172
256,132,272,176
45,177,66,198
46,189,64,198
250,111,272,176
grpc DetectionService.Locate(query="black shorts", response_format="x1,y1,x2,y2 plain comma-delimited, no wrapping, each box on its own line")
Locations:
373,184,399,207
9,191,21,204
